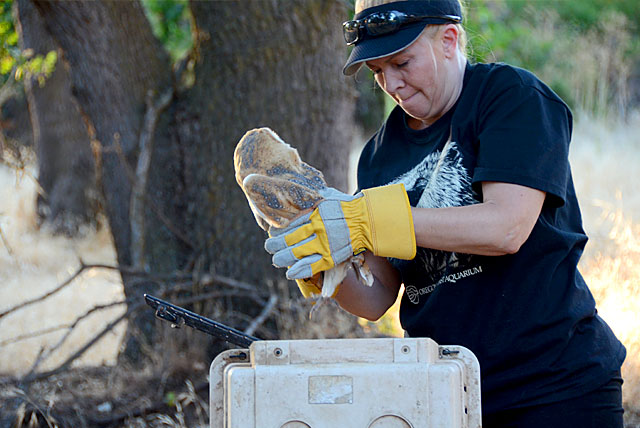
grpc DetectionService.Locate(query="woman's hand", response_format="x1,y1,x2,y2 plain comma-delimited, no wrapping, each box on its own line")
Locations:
264,184,416,280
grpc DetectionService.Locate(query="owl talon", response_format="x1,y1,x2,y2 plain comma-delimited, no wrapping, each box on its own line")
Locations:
309,296,337,320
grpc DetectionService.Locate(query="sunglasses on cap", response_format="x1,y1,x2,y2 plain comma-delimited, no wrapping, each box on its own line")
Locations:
343,10,462,46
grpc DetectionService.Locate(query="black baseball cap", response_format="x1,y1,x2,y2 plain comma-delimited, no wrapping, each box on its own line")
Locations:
342,0,463,76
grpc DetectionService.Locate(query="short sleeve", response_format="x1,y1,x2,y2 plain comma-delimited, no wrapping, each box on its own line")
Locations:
472,81,572,207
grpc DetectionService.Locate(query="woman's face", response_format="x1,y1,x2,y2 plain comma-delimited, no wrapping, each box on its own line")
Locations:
366,26,460,129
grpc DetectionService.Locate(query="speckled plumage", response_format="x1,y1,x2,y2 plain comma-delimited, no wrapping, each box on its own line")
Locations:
234,127,325,230
234,127,373,307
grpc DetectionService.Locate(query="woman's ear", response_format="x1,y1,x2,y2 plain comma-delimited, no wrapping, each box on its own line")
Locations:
440,24,459,58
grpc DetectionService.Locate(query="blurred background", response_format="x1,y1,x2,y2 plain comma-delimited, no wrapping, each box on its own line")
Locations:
0,0,638,426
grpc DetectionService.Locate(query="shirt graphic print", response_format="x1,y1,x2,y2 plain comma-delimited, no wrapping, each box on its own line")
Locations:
386,138,482,302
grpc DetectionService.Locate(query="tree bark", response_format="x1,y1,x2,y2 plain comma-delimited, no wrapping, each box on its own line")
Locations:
31,0,175,361
31,0,357,362
15,0,98,235
180,0,356,283
0,87,33,158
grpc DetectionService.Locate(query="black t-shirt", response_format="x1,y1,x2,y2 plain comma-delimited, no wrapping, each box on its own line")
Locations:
357,62,626,415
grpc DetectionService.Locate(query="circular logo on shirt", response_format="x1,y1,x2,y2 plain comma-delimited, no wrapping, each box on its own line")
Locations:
405,285,420,304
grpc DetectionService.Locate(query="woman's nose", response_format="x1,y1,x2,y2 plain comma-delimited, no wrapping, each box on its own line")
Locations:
383,70,404,97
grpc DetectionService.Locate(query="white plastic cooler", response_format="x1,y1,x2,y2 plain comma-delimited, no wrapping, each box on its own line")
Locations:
210,337,481,428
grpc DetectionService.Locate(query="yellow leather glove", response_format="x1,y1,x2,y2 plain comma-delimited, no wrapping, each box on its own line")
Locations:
265,184,416,279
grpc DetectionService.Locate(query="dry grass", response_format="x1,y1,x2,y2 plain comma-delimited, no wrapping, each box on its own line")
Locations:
0,160,126,376
570,112,640,420
582,208,640,416
0,113,639,425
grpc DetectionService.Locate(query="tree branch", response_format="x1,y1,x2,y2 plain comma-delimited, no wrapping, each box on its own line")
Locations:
0,224,14,257
0,298,124,348
111,134,194,250
202,272,261,292
244,293,278,336
17,281,268,383
130,88,174,270
21,304,136,384
0,261,93,321
17,300,127,377
0,324,69,347
0,71,19,107
0,254,268,384
0,261,265,322
167,289,267,307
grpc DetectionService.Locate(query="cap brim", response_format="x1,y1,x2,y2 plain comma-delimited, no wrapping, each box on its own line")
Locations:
342,23,426,76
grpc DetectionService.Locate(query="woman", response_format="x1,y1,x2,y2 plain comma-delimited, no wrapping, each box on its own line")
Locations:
265,0,626,425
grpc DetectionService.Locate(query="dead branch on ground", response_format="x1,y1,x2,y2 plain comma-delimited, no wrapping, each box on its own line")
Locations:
22,308,133,383
0,261,266,322
21,300,127,377
0,261,97,321
245,293,278,337
0,259,276,386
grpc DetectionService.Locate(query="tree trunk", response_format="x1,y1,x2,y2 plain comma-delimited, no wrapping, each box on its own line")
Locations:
0,87,33,158
31,0,175,362
15,0,98,236
31,0,357,363
180,0,355,284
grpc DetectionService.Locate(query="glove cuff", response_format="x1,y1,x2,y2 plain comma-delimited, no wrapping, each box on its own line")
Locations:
362,183,416,260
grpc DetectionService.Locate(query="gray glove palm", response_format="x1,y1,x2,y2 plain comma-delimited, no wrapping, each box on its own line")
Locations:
265,187,356,280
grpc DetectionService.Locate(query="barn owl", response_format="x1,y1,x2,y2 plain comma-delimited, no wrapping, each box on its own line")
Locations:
233,127,373,304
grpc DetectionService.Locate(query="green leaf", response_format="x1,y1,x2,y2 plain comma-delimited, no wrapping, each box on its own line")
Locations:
140,0,193,62
0,56,13,74
7,31,18,46
43,50,58,74
164,391,177,407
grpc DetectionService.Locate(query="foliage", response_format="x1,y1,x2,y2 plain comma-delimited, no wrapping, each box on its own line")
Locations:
464,0,640,63
1,0,194,86
1,0,56,88
14,49,57,87
360,0,639,120
463,0,638,116
140,0,193,62
0,0,19,84
2,0,195,85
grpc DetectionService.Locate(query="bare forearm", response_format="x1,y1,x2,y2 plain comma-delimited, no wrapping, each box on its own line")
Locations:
334,252,401,321
412,182,545,256
412,203,522,255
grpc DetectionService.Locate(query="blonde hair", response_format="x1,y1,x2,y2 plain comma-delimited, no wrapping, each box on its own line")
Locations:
354,0,467,56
